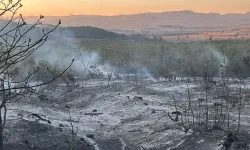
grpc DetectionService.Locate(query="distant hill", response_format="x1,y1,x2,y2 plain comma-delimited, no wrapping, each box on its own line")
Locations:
32,26,149,41
58,26,127,39
55,26,149,40
21,10,250,35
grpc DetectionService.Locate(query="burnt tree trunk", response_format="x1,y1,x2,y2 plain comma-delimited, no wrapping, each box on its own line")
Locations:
0,79,4,150
205,84,209,129
0,78,7,150
238,87,242,133
0,107,3,150
226,88,230,130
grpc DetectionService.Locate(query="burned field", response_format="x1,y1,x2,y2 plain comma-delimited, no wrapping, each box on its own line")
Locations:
1,33,250,150
2,37,250,150
4,75,250,150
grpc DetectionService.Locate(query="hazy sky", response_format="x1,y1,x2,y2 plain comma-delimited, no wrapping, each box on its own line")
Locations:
20,0,250,16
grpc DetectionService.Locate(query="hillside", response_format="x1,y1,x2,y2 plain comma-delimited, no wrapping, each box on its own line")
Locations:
21,10,250,35
55,26,149,40
58,26,127,39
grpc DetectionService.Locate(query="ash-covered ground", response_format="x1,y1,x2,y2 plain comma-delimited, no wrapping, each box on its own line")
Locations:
4,77,250,150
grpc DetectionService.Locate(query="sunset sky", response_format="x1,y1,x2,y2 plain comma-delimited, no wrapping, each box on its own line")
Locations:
20,0,250,16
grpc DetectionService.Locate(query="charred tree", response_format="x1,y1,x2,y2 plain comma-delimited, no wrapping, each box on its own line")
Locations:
0,1,74,149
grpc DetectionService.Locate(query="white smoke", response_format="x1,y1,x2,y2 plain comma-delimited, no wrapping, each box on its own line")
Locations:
30,28,118,79
206,45,228,66
206,45,229,76
33,41,114,77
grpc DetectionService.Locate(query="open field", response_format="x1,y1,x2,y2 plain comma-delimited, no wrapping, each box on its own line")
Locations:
163,27,250,41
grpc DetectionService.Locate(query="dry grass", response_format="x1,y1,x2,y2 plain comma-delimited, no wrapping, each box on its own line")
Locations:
163,27,250,41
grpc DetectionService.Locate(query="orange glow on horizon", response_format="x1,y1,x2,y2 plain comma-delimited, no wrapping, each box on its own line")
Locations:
14,0,250,16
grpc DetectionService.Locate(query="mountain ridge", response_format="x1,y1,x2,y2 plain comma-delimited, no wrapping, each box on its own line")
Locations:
4,10,250,35
21,10,250,17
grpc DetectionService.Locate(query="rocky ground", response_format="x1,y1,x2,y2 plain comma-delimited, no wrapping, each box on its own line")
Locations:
3,78,250,150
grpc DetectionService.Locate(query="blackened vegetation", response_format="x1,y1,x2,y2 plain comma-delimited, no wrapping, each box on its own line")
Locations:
167,61,250,149
107,73,112,86
4,120,94,150
168,111,182,122
29,113,51,124
134,96,143,100
62,72,75,87
219,132,236,150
